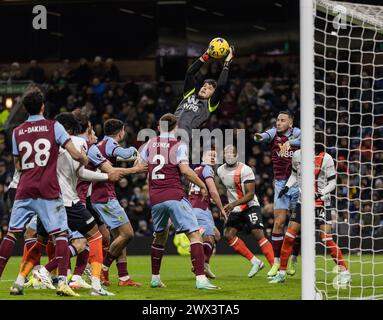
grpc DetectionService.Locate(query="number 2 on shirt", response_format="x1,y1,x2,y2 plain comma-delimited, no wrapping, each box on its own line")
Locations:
152,154,165,180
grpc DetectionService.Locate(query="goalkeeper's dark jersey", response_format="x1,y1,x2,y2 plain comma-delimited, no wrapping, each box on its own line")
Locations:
174,92,214,140
175,57,230,141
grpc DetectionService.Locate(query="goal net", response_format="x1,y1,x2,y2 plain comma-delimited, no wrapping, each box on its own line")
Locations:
313,0,383,300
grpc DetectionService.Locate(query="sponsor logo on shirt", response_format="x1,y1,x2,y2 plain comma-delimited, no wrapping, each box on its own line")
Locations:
276,143,294,158
182,96,200,112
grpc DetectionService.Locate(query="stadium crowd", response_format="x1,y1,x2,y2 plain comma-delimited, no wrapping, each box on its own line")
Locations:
0,53,380,241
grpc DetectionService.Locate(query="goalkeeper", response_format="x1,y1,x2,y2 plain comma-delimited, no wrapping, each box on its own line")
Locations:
174,45,235,144
269,133,351,285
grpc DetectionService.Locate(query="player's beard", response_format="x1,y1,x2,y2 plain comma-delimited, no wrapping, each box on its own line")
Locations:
225,157,238,166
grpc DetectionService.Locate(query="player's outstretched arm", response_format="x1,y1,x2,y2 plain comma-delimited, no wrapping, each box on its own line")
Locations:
77,167,122,183
254,127,277,143
208,46,235,112
179,162,208,198
205,177,227,221
183,49,210,99
65,140,88,166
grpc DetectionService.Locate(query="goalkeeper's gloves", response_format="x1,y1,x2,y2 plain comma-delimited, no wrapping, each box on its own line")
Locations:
224,45,235,68
200,50,210,62
278,186,289,199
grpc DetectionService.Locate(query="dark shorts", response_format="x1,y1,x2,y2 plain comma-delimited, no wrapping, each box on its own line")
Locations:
225,206,264,233
86,196,104,227
7,188,16,209
290,203,332,226
37,201,96,237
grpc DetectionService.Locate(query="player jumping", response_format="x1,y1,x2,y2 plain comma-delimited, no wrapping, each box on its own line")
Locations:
140,113,219,290
254,111,301,277
175,46,234,144
217,145,275,278
270,133,351,285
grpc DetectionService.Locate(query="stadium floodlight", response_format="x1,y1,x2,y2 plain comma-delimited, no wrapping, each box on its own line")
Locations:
302,0,383,300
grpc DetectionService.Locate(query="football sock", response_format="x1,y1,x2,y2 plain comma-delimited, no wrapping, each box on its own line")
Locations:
228,236,255,261
19,240,44,278
54,236,70,278
88,231,103,279
116,261,129,280
203,241,214,264
151,244,164,275
272,233,284,261
74,245,89,276
190,241,205,276
280,229,297,271
22,238,37,263
258,237,275,266
321,233,347,271
0,234,17,277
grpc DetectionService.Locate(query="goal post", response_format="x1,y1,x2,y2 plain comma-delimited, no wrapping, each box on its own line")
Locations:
300,0,316,301
302,0,383,300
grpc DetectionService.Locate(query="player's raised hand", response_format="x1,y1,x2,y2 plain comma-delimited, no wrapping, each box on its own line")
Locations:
225,46,235,62
254,133,263,142
200,48,211,62
278,186,289,198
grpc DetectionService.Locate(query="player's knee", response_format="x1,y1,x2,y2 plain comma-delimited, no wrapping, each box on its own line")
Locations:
71,238,87,253
153,231,167,245
223,229,235,242
24,227,37,240
188,230,202,243
251,228,264,241
119,227,134,242
214,229,221,243
273,219,285,232
7,231,20,240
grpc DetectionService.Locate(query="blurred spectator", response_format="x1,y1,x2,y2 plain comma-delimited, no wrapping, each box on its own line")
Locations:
105,58,121,82
25,60,45,84
72,58,93,86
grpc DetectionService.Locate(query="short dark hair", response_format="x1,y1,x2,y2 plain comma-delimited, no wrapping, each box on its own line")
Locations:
159,113,178,132
104,119,124,136
22,85,44,115
74,113,90,134
55,112,81,135
203,79,217,88
278,110,294,121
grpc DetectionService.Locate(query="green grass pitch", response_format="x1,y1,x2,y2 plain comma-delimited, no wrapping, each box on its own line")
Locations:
0,255,301,300
1,254,383,300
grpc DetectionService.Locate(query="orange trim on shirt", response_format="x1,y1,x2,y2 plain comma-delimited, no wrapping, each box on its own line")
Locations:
315,152,325,207
234,163,248,211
